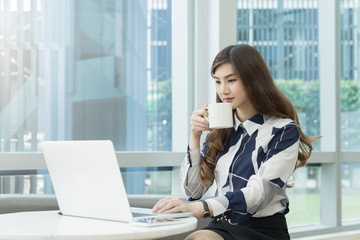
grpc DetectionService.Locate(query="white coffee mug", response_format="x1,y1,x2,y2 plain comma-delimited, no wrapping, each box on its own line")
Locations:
204,102,233,129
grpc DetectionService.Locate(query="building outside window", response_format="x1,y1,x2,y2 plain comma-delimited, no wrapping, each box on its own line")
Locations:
236,0,360,227
0,0,172,194
236,0,321,228
340,0,360,224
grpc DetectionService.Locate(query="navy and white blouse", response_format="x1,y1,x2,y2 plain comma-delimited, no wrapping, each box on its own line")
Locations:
181,113,300,224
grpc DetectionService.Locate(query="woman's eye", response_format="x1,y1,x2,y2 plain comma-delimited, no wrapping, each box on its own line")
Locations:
228,79,237,83
215,81,221,84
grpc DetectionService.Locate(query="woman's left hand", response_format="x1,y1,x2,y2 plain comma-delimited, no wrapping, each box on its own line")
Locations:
152,196,203,218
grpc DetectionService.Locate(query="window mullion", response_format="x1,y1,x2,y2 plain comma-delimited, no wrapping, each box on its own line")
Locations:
318,0,342,227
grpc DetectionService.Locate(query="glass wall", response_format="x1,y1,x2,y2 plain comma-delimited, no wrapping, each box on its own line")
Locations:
236,0,321,227
0,0,172,194
237,0,360,229
342,162,360,222
0,0,172,152
2,0,360,234
286,165,321,227
340,0,360,222
340,0,360,151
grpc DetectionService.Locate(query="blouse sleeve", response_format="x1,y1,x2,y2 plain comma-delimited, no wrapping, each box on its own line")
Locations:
180,143,212,200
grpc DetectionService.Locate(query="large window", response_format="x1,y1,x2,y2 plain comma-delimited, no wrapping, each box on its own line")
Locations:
2,0,360,237
342,162,360,222
340,0,360,222
236,0,360,234
0,0,173,194
286,165,321,227
236,0,321,227
0,0,171,152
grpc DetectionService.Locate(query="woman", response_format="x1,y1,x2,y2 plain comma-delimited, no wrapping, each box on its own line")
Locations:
152,44,319,240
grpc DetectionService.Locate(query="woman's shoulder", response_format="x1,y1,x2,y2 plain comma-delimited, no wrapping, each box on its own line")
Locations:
251,115,299,140
262,116,299,141
262,115,298,131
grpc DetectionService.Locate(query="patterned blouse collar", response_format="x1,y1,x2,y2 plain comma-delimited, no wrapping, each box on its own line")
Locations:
234,112,265,136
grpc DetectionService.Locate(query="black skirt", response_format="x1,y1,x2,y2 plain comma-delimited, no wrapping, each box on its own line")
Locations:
203,213,290,240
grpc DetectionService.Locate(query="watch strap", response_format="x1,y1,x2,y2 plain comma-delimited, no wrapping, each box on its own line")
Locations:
200,200,210,218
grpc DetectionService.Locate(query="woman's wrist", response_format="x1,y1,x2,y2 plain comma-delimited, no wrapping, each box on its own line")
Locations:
189,133,201,151
190,201,206,218
190,130,202,139
191,200,213,218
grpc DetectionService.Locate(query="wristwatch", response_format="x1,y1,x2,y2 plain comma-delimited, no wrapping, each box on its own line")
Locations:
200,200,211,218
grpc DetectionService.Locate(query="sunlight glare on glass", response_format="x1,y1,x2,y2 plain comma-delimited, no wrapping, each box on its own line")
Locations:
24,0,30,11
20,0,42,12
10,0,17,12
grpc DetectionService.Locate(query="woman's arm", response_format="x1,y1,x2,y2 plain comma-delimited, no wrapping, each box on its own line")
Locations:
180,106,211,200
153,106,213,214
152,196,213,218
180,144,211,200
189,105,210,151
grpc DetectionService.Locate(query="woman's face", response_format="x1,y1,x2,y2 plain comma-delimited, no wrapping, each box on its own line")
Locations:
213,63,251,112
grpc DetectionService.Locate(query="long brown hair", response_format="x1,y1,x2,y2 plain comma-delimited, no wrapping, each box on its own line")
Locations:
200,44,320,187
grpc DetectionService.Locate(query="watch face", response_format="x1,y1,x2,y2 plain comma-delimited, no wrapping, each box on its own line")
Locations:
202,211,211,218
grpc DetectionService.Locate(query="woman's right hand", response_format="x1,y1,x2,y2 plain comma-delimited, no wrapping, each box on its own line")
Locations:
190,105,210,138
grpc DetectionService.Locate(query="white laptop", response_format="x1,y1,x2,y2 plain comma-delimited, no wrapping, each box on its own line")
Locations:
41,140,192,227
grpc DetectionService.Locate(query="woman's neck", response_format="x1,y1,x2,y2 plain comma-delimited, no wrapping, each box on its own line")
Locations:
235,106,258,122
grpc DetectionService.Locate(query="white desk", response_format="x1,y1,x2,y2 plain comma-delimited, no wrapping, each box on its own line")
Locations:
0,210,197,240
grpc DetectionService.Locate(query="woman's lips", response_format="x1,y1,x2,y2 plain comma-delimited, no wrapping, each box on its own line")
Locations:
223,98,233,103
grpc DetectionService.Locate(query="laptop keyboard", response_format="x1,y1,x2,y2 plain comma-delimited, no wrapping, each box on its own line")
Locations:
132,211,156,218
